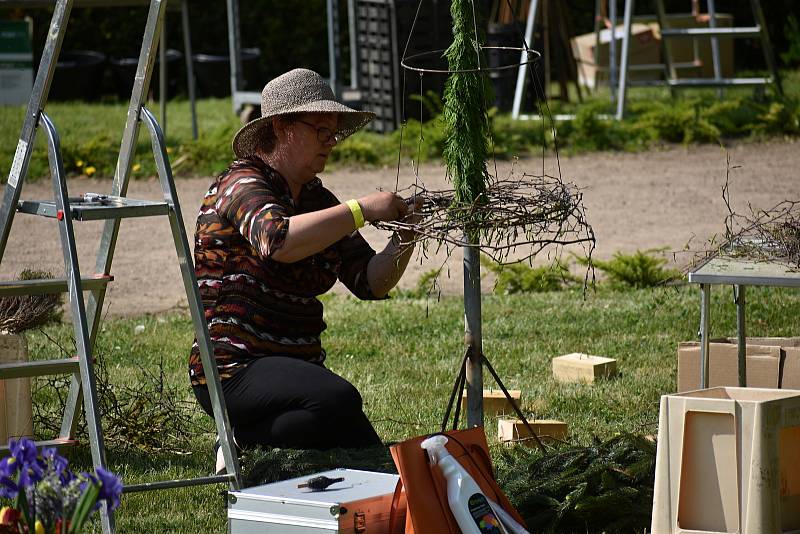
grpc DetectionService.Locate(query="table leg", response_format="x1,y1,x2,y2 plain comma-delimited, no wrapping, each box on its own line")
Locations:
735,285,746,387
700,283,711,389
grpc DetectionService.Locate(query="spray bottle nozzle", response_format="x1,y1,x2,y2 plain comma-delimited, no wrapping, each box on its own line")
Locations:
420,434,451,464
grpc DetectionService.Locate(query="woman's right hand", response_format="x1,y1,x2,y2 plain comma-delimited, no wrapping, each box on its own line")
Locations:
357,192,409,223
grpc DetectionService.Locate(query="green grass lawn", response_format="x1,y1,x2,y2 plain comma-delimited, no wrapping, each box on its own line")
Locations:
22,284,800,532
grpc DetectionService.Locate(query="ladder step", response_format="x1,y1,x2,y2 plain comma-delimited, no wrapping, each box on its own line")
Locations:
0,274,113,296
0,437,78,456
628,77,772,88
0,356,80,379
627,61,700,72
18,196,170,221
660,26,762,39
123,473,236,493
667,77,772,88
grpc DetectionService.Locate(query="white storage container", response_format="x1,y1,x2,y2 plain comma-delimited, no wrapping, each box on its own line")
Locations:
228,468,401,534
651,387,800,533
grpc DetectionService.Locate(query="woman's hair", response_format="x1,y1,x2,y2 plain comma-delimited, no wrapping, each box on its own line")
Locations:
262,114,302,154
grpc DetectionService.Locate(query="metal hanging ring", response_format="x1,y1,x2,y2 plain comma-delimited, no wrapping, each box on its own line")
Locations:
401,46,541,75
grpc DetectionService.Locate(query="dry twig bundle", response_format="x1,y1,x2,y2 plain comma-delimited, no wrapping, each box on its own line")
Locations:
719,200,800,268
688,153,800,269
374,169,595,266
0,270,62,333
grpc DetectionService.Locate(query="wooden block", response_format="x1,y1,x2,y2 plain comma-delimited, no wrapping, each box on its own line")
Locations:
460,389,521,415
0,333,33,442
498,418,569,446
552,353,617,383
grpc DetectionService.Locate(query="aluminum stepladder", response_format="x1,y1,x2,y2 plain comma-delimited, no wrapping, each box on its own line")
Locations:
616,0,783,118
0,1,240,532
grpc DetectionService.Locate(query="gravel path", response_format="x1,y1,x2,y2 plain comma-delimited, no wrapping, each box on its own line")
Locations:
2,139,798,316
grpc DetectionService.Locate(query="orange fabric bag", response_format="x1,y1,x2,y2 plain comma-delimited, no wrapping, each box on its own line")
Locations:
389,427,526,534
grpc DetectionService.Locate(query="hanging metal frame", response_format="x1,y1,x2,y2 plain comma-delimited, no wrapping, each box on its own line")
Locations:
0,1,240,532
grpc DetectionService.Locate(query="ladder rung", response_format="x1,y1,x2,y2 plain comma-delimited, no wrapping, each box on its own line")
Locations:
0,437,78,456
0,275,113,296
627,61,699,72
0,357,80,379
18,197,170,221
667,77,772,88
628,77,772,88
660,26,761,38
123,473,236,493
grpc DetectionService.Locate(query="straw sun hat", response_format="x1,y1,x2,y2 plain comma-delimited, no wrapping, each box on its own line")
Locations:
232,68,375,158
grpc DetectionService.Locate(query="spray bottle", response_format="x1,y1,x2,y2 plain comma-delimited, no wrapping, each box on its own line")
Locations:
420,435,508,534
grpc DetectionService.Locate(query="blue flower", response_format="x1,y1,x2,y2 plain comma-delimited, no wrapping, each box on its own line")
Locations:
10,438,43,482
9,438,37,466
41,447,71,484
0,454,20,499
0,473,19,499
95,468,123,511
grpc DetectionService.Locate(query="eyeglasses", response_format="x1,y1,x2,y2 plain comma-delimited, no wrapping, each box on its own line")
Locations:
294,119,342,144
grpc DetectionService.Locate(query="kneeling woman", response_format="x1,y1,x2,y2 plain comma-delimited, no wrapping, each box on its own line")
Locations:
188,69,419,469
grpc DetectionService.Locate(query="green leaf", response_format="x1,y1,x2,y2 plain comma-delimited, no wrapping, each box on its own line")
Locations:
68,481,100,534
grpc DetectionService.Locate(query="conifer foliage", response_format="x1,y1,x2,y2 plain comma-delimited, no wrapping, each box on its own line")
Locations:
495,433,657,532
441,0,492,208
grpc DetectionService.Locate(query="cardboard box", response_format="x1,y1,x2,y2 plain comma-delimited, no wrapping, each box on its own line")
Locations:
677,342,780,392
552,353,617,384
678,338,800,392
650,13,735,79
782,348,800,390
571,23,661,90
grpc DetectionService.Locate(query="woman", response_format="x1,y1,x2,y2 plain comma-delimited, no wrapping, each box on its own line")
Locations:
188,69,419,471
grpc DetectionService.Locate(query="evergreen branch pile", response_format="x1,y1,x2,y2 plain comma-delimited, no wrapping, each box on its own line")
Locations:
373,171,595,265
441,0,491,210
0,270,62,333
494,433,656,533
241,445,396,488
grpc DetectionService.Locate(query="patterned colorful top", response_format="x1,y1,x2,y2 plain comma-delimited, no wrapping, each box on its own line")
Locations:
189,156,382,386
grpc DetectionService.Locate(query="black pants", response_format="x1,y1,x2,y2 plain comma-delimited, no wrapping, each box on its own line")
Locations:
193,356,381,450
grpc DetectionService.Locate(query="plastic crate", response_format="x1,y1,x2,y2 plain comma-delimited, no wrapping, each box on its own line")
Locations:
355,0,451,132
651,387,800,533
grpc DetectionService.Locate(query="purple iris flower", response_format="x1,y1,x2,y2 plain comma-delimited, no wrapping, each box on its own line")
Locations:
42,446,72,483
0,473,19,499
95,467,123,510
9,438,37,465
6,438,43,490
0,452,20,498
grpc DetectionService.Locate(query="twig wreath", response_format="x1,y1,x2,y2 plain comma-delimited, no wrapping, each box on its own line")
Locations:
374,0,595,275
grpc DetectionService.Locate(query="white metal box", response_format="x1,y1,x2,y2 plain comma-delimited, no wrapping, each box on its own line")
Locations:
228,469,401,534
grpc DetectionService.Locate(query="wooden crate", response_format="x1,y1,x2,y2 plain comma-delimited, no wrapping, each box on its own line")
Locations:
552,353,617,384
498,418,569,446
0,333,33,442
461,389,521,415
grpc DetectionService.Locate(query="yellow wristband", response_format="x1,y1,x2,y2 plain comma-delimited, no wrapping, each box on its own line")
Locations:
346,199,365,229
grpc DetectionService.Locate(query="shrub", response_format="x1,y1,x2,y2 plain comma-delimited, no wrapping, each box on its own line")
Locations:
585,248,682,289
482,258,578,294
392,268,441,299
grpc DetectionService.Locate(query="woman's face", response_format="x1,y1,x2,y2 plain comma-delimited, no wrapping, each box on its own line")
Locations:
279,112,340,179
